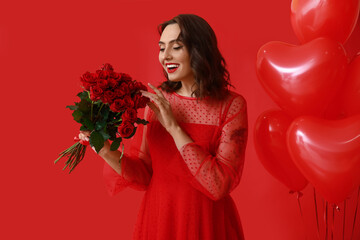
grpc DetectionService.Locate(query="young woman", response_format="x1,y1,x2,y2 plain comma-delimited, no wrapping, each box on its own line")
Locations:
80,14,248,240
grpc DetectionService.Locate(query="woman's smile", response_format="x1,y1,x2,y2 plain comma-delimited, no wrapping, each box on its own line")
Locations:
166,63,180,73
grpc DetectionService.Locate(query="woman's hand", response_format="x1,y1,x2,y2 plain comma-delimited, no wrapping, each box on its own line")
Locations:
79,131,122,174
79,130,110,157
79,130,90,143
141,83,179,134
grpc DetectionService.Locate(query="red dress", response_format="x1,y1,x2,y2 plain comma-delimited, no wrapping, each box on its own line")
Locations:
103,90,248,240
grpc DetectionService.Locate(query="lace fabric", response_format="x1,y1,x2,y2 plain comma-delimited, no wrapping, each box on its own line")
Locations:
163,91,247,200
103,106,152,195
102,90,247,239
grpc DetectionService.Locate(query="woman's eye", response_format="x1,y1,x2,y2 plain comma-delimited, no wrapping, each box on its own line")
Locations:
173,46,183,50
159,48,165,52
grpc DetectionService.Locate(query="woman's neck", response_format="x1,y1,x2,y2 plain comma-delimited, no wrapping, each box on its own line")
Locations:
177,79,196,97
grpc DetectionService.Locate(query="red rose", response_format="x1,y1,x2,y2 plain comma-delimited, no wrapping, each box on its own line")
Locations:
123,95,134,108
96,70,110,79
134,81,147,91
134,94,150,109
90,86,103,101
118,121,135,138
121,73,132,82
102,90,116,104
122,108,137,123
114,88,126,98
127,81,135,93
119,82,130,94
91,72,99,79
111,72,121,80
110,98,126,112
81,71,97,90
102,63,114,72
108,78,118,88
97,79,108,90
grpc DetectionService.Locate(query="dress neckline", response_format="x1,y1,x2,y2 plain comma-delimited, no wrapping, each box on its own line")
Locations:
172,91,213,101
173,91,198,100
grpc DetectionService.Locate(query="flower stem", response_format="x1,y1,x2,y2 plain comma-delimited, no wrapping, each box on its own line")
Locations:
54,142,80,164
97,103,105,118
91,102,94,121
119,143,125,164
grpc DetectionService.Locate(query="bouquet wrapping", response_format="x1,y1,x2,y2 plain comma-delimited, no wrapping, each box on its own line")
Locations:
55,63,149,173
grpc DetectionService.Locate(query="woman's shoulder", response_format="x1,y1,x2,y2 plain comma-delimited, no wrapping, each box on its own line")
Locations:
223,90,247,107
219,90,247,120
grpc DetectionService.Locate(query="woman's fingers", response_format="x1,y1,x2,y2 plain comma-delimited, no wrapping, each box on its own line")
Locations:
147,101,160,115
141,86,169,110
147,83,165,98
79,131,90,141
141,91,167,111
80,130,91,136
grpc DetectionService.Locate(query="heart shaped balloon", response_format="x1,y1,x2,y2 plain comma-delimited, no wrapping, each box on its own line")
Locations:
287,115,360,204
341,54,360,116
254,110,308,191
291,0,360,44
256,37,347,117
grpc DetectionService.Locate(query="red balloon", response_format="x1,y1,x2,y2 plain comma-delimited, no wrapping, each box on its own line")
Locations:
256,38,347,117
341,54,360,116
291,0,360,44
254,110,308,192
287,115,360,204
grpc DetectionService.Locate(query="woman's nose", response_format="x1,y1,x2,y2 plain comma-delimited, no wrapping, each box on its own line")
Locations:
163,48,172,60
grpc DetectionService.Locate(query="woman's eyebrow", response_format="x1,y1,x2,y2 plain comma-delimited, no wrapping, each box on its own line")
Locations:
158,39,182,45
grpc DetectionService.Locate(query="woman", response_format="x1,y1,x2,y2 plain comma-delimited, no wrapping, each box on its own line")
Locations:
80,14,248,240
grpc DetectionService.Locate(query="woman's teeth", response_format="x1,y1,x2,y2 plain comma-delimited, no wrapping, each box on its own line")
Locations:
167,64,179,69
167,64,179,73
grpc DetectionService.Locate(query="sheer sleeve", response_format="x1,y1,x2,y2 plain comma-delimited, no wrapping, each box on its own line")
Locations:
178,95,247,201
103,106,153,196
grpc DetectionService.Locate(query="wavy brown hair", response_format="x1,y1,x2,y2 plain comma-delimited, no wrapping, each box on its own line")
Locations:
158,14,232,100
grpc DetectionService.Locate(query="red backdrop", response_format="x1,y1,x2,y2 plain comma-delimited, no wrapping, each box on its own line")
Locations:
1,0,359,239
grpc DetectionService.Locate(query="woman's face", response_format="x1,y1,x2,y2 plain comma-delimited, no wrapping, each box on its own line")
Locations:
158,23,194,84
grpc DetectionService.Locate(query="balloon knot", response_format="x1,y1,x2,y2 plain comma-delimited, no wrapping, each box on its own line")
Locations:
332,204,341,211
289,191,303,199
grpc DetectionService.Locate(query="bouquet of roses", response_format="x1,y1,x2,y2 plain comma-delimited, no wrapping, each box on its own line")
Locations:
54,63,149,173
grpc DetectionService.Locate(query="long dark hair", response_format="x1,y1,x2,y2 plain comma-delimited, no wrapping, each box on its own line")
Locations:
158,14,232,100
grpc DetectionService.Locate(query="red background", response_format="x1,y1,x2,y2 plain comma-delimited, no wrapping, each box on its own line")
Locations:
1,0,360,239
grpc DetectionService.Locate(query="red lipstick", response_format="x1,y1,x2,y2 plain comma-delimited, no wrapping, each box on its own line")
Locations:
166,63,180,73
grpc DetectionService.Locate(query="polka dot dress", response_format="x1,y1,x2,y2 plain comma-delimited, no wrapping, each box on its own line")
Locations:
103,90,248,240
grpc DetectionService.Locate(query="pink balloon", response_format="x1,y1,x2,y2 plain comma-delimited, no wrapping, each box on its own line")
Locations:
287,115,360,204
291,0,360,44
254,110,308,191
256,38,347,117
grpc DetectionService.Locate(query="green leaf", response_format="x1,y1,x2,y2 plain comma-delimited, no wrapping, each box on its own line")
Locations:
107,125,118,141
66,105,78,110
77,91,89,100
110,138,122,151
72,110,83,122
82,118,95,131
101,107,110,122
90,131,104,153
99,131,111,141
135,118,149,125
95,121,106,131
80,125,88,131
78,99,91,112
